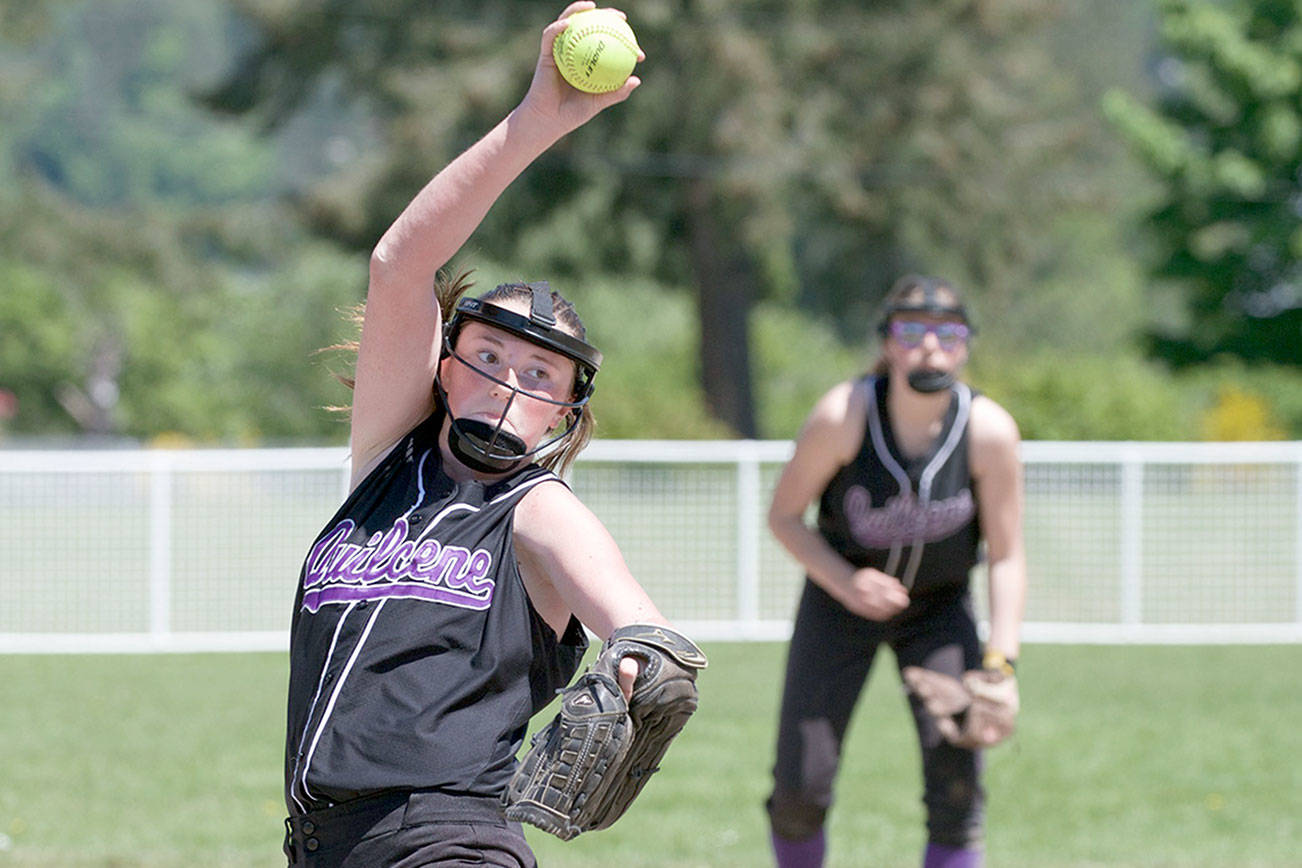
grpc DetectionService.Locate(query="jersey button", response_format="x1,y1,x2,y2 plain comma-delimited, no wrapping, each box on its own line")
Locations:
357,599,369,610
305,838,319,852
301,821,315,835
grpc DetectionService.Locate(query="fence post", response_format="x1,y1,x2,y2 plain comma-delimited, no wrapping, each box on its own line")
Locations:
736,441,761,632
1119,446,1144,627
1296,445,1302,626
148,452,174,642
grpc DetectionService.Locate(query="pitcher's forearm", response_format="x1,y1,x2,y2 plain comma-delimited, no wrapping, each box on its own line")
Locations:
371,109,566,291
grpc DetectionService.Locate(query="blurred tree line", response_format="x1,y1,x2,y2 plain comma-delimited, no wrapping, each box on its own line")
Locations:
1,0,1300,446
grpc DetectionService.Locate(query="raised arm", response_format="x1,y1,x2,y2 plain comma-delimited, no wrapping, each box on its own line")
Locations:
969,395,1027,661
348,3,645,484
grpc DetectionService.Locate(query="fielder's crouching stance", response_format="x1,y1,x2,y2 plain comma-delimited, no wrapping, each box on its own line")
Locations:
765,276,1026,868
282,5,704,866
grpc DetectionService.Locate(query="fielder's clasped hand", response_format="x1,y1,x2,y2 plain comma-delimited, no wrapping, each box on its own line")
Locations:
901,654,1019,749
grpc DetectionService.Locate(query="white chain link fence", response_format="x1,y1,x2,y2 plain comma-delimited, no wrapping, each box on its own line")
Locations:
1,440,1299,652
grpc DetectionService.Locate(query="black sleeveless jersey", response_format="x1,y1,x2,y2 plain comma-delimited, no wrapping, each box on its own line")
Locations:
816,376,980,595
284,408,587,814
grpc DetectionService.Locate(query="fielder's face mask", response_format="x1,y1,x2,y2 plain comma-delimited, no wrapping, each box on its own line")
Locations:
438,281,602,474
876,275,975,394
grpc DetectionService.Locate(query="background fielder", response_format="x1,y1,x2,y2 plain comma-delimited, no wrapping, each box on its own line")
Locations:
764,275,1027,868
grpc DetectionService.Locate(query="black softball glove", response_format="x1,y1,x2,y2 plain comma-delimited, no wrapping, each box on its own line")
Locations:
503,624,707,840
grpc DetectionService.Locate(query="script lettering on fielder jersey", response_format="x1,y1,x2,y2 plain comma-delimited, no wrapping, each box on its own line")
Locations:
300,515,495,612
843,486,975,548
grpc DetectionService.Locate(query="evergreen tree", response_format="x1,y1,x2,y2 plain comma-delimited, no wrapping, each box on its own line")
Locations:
1105,0,1302,365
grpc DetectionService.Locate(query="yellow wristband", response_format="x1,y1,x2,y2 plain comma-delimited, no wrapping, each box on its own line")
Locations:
983,649,1016,675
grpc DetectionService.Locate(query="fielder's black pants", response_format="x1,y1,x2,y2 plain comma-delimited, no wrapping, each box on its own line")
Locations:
766,580,985,848
284,789,535,867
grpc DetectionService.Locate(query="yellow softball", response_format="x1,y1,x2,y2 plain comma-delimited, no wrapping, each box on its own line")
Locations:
552,9,640,94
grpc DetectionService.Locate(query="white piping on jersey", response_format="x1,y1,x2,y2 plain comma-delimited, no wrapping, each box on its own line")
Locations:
899,384,971,588
865,380,909,578
297,598,387,808
289,599,357,813
918,384,972,503
409,471,557,550
401,445,434,519
865,379,973,590
293,445,562,805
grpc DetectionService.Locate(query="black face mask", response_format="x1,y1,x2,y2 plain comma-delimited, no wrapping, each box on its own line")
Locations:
906,368,957,394
446,415,530,474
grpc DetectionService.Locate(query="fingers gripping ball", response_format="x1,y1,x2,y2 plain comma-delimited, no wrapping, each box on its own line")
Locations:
552,9,640,94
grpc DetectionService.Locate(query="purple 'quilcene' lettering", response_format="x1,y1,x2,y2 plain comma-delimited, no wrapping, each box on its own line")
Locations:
300,514,496,613
843,486,975,548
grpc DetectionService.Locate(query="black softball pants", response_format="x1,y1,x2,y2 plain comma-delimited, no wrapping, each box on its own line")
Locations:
766,580,985,849
284,789,536,867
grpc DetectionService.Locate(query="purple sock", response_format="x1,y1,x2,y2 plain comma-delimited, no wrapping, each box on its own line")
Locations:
923,842,982,868
771,829,826,868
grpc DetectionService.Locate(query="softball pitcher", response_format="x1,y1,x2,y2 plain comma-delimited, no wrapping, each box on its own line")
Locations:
281,6,703,865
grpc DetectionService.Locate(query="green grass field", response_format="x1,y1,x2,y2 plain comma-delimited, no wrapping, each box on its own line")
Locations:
1,643,1300,867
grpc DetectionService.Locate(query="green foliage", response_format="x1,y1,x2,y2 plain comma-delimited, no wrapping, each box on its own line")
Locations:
0,0,363,445
0,166,366,444
975,212,1154,355
13,0,274,208
122,233,365,445
203,0,1139,437
971,350,1190,440
2,0,1286,445
1104,0,1302,366
970,349,1302,441
1198,383,1286,439
0,259,80,433
1175,355,1302,436
753,304,871,440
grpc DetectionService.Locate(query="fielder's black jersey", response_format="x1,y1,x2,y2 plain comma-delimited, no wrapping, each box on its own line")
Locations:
284,407,587,814
817,376,981,595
